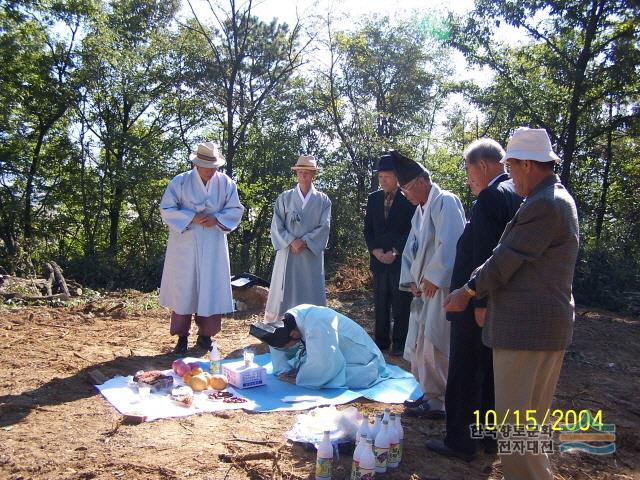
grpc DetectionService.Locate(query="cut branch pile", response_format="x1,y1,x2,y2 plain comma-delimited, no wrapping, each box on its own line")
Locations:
0,261,82,302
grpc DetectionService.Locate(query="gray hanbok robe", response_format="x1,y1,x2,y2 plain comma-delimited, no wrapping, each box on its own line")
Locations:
399,183,466,360
159,168,244,316
265,185,331,321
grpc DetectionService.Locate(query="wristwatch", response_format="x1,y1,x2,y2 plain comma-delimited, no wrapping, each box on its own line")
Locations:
463,278,477,297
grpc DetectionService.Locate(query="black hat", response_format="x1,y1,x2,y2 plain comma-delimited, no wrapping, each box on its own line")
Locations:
374,154,395,173
248,313,297,348
388,150,428,186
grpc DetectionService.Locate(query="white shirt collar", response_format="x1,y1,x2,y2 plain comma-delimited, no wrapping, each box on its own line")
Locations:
419,186,435,230
296,184,316,210
488,172,506,187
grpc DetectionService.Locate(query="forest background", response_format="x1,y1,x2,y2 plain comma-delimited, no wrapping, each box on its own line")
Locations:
1,0,638,313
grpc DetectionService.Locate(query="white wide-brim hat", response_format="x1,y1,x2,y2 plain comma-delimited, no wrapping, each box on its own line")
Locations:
291,154,319,171
189,141,226,168
501,127,560,163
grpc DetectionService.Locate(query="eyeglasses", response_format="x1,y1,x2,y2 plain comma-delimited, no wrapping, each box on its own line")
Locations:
400,178,420,193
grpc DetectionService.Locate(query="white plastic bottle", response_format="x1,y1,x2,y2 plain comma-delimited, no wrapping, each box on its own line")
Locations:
315,431,333,480
382,407,390,423
396,413,405,465
209,342,221,374
374,419,390,473
370,413,382,442
356,414,370,444
350,433,366,480
387,414,400,468
358,439,376,480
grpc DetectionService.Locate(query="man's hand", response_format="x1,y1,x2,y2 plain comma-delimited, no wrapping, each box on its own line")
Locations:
200,215,219,228
409,282,422,297
443,287,472,312
290,239,306,254
277,369,297,384
378,251,395,264
192,213,219,228
371,248,384,261
421,278,439,298
474,307,487,327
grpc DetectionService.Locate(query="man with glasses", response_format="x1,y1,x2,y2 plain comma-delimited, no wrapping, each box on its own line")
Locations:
390,151,466,419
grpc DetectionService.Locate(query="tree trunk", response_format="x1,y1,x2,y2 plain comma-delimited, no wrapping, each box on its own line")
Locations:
108,184,124,255
23,129,46,241
595,102,613,245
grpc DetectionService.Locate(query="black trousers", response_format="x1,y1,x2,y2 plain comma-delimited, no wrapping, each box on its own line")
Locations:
444,313,495,454
373,269,411,350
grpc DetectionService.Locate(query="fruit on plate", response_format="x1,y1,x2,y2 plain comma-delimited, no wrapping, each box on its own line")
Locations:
190,367,204,376
172,359,190,377
209,374,229,391
182,372,193,386
190,373,209,392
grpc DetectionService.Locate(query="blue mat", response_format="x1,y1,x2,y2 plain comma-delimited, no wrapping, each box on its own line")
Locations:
221,353,423,412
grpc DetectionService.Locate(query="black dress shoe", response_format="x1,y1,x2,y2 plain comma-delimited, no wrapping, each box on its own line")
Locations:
426,439,475,462
405,401,446,419
403,394,425,408
173,336,188,354
196,335,212,351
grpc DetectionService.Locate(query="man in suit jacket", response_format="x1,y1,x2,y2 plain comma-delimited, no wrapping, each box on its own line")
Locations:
425,139,522,460
364,154,416,355
444,128,579,480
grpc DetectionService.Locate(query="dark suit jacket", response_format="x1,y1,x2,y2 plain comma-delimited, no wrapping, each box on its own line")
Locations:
474,175,580,351
364,188,416,273
448,174,522,321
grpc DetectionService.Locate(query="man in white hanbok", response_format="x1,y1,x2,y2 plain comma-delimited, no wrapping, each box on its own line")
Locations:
250,304,388,389
159,142,244,354
389,151,466,419
264,155,331,321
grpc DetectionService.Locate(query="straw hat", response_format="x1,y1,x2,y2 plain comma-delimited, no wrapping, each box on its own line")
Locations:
189,142,226,168
291,155,319,171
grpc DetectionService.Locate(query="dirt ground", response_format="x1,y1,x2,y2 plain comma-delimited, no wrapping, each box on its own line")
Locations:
0,289,639,480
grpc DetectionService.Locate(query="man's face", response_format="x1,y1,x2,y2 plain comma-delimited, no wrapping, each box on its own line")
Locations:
196,165,217,182
401,177,429,205
505,158,530,197
465,159,488,196
377,171,398,193
280,328,302,349
296,170,315,190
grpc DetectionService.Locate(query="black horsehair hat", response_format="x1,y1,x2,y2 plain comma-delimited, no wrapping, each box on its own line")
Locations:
249,313,297,349
387,150,429,186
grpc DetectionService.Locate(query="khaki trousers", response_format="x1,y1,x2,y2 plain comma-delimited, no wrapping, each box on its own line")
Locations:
411,323,449,408
493,348,565,480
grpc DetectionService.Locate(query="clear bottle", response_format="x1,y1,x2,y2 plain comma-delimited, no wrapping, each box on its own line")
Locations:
209,342,220,375
315,430,333,480
374,419,390,473
358,439,376,480
350,433,366,480
387,414,400,468
396,413,405,465
370,413,382,442
356,414,370,444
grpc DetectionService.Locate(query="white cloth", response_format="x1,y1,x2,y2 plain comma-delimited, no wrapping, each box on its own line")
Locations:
269,305,389,389
399,183,466,360
159,169,244,316
296,184,316,210
265,187,331,321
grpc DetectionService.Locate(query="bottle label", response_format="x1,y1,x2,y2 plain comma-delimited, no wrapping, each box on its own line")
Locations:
210,360,220,374
315,457,333,478
399,439,404,461
358,467,375,480
374,446,388,469
388,442,399,466
350,460,359,480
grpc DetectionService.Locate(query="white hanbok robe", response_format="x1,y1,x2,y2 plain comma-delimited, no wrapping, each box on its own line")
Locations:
400,183,466,361
270,304,388,389
159,168,244,316
264,185,331,321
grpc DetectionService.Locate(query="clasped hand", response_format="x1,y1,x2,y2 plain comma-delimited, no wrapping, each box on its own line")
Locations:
290,238,306,254
372,248,395,265
192,212,219,228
